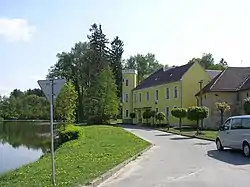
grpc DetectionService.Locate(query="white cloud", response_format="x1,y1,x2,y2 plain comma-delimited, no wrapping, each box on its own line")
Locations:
0,18,36,42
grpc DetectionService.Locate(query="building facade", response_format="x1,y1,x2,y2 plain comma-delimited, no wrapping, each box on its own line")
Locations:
122,61,211,125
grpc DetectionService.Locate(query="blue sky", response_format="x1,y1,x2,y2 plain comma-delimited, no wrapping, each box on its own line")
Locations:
1,0,250,96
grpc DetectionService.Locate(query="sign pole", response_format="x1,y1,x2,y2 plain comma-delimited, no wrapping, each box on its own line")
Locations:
50,79,56,186
37,78,65,187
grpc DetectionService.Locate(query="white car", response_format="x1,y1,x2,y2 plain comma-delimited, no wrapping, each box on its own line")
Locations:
216,115,250,157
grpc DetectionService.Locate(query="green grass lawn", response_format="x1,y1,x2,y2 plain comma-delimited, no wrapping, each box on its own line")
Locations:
160,127,217,141
0,125,150,187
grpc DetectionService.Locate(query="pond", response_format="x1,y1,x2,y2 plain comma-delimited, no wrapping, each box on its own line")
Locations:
0,121,51,174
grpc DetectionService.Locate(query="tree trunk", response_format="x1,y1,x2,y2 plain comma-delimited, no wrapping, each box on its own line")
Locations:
196,120,199,135
179,118,182,132
220,110,224,127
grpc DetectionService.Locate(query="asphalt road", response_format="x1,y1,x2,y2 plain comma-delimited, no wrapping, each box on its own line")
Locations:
99,125,250,187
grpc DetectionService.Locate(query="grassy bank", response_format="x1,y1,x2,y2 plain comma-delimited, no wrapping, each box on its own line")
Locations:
160,127,217,141
0,125,150,187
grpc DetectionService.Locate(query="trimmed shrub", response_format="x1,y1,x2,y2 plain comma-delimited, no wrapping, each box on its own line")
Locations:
59,124,84,143
143,110,151,124
215,102,230,126
150,110,157,126
171,107,187,131
155,112,166,127
187,106,209,134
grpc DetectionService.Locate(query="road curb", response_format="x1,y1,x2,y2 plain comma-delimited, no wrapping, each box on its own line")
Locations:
83,144,154,187
158,129,215,142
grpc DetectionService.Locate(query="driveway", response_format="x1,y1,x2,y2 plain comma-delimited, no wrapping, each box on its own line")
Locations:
99,125,250,187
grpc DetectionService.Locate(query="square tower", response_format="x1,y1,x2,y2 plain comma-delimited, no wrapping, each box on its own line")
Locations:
122,69,137,123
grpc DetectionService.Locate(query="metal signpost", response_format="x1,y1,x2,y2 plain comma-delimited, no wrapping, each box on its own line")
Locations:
38,78,66,186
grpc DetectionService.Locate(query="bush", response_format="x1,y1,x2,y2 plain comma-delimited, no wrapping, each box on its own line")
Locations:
171,108,187,131
143,110,151,124
155,112,166,127
59,124,84,143
187,106,209,134
0,117,3,121
243,97,250,114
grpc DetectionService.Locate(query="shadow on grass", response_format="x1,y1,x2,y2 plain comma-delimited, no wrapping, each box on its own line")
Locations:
207,149,250,165
170,136,193,140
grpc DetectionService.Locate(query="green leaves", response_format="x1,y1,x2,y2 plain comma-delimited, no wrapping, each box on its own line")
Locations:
171,108,187,118
243,97,250,114
86,67,119,123
124,53,164,84
55,82,78,123
215,102,230,113
187,106,209,121
155,112,166,121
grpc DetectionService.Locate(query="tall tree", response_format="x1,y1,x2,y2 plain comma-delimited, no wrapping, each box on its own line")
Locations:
55,82,78,123
87,23,109,72
124,53,163,84
86,67,119,123
188,53,227,70
109,36,124,98
48,42,89,122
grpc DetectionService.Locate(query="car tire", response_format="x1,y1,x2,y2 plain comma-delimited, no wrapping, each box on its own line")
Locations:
243,142,250,157
216,139,224,151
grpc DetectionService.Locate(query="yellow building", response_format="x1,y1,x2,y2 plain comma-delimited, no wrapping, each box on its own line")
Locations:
122,61,211,125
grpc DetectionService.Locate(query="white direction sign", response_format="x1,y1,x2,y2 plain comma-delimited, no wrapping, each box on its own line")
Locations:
38,79,66,103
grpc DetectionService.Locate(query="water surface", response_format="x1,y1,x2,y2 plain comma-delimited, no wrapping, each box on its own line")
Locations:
0,121,50,174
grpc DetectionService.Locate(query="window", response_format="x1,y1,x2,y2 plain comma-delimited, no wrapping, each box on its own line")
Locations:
236,92,240,101
146,92,150,101
125,79,129,86
242,118,250,129
223,119,231,130
125,110,129,117
247,92,249,97
125,94,128,102
165,107,169,117
133,93,137,103
231,118,242,130
174,86,178,98
155,90,159,100
166,88,169,99
139,93,142,102
155,108,158,113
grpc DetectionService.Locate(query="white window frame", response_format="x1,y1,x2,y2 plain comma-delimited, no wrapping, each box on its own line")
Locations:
125,109,129,117
155,90,159,101
125,79,129,86
146,92,150,101
134,93,137,103
166,87,169,99
139,93,142,102
125,94,129,102
174,86,178,98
